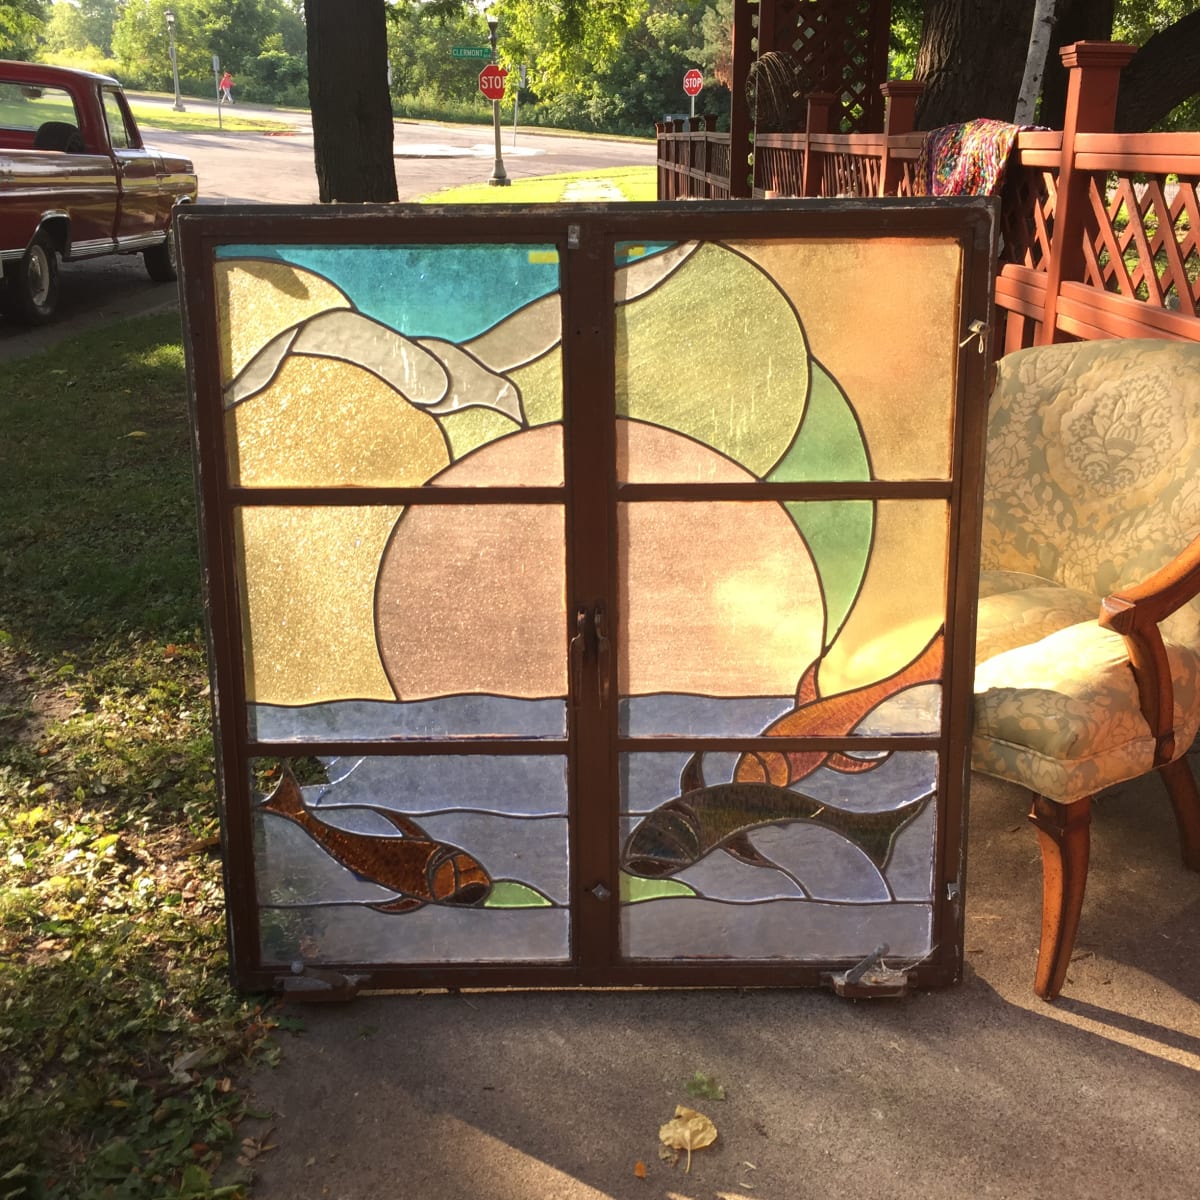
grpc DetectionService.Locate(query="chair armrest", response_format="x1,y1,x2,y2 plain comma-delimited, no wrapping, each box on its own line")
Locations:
1099,531,1200,765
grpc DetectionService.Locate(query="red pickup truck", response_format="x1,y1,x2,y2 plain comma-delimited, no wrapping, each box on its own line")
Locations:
0,60,198,324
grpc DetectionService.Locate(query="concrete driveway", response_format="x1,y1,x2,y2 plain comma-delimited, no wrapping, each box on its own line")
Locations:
236,767,1200,1200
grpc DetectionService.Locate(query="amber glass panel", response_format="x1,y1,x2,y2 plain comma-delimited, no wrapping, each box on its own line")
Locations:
215,244,563,487
236,504,567,739
613,238,962,483
254,754,570,964
617,499,947,735
618,750,938,960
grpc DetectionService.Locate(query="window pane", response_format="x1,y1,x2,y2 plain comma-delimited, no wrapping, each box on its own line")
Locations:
254,755,570,964
0,81,79,132
619,750,937,961
215,244,564,487
102,90,130,149
614,238,960,483
237,504,567,739
618,499,947,736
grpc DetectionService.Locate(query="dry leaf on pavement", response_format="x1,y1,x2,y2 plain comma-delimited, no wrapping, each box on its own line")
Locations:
658,1105,717,1173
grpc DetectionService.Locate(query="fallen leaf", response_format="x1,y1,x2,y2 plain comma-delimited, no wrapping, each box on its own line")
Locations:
685,1070,726,1100
659,1105,717,1173
171,1048,206,1080
634,1161,647,1179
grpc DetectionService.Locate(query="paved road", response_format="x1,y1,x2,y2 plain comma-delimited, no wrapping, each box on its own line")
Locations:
0,106,655,356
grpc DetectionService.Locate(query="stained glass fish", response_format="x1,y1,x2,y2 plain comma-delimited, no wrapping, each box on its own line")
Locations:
621,754,930,881
734,632,944,788
261,766,491,913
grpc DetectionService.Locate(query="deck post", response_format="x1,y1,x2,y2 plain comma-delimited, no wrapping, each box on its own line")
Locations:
701,115,715,198
655,122,670,199
801,93,837,197
730,0,756,198
879,80,924,196
1038,40,1137,344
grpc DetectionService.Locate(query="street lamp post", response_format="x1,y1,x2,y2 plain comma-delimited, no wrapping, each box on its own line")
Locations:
165,9,185,113
486,15,509,187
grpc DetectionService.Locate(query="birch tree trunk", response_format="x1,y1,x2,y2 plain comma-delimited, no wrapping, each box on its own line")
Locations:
1014,0,1060,124
305,0,398,203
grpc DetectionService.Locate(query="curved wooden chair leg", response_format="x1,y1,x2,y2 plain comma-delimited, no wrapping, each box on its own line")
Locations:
1157,755,1200,871
1027,794,1091,1001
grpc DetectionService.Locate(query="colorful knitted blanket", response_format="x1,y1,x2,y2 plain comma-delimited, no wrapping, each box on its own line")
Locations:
914,119,1023,196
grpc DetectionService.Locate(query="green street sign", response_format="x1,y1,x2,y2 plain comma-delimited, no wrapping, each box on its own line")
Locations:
452,47,492,59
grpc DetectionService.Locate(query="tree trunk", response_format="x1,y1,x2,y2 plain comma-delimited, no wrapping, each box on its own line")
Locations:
914,0,1035,130
1037,0,1114,128
305,0,397,203
1116,10,1200,131
1014,0,1060,124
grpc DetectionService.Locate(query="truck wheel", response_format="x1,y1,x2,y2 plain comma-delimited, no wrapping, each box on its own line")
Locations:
1,233,60,325
144,222,178,283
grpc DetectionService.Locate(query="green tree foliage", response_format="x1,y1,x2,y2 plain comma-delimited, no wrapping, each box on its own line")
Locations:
103,0,306,104
0,0,48,58
495,0,729,134
44,0,120,57
497,0,645,101
386,1,498,109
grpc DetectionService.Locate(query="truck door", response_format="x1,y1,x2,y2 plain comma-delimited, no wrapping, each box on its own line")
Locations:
101,87,158,242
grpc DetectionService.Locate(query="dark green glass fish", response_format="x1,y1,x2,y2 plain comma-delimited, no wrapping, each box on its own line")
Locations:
622,754,931,879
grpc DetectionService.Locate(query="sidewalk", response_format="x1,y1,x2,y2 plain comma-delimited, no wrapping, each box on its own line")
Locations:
236,766,1200,1200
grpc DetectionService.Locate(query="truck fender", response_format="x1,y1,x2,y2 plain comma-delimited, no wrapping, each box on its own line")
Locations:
29,212,71,259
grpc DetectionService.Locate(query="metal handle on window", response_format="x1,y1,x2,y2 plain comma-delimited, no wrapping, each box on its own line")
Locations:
569,607,587,708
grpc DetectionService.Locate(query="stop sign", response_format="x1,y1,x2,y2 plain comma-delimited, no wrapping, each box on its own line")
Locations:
683,68,704,97
479,64,508,101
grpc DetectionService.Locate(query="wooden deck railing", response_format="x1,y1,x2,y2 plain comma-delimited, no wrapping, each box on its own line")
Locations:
656,44,1200,347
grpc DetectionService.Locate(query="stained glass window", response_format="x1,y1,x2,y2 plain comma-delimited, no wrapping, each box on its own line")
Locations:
181,204,993,991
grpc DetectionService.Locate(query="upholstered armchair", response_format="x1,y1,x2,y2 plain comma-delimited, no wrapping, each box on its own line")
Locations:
973,338,1200,1001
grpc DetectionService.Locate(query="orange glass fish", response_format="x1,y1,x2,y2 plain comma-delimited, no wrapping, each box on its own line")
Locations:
734,631,944,788
261,766,492,913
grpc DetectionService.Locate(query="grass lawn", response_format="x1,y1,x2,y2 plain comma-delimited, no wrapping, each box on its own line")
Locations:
0,91,289,138
419,163,657,203
0,316,283,1200
130,104,291,136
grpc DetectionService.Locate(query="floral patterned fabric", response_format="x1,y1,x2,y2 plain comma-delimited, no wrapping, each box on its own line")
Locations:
913,119,1024,197
976,570,1101,663
974,339,1200,802
974,622,1200,803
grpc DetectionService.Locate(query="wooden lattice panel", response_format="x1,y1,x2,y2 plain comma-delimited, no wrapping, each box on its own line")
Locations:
999,166,1058,272
823,151,882,196
755,135,807,196
764,0,892,133
1083,173,1200,316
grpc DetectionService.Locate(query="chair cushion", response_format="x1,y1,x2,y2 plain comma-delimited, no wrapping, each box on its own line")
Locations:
982,339,1200,646
976,569,1101,663
973,621,1200,804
